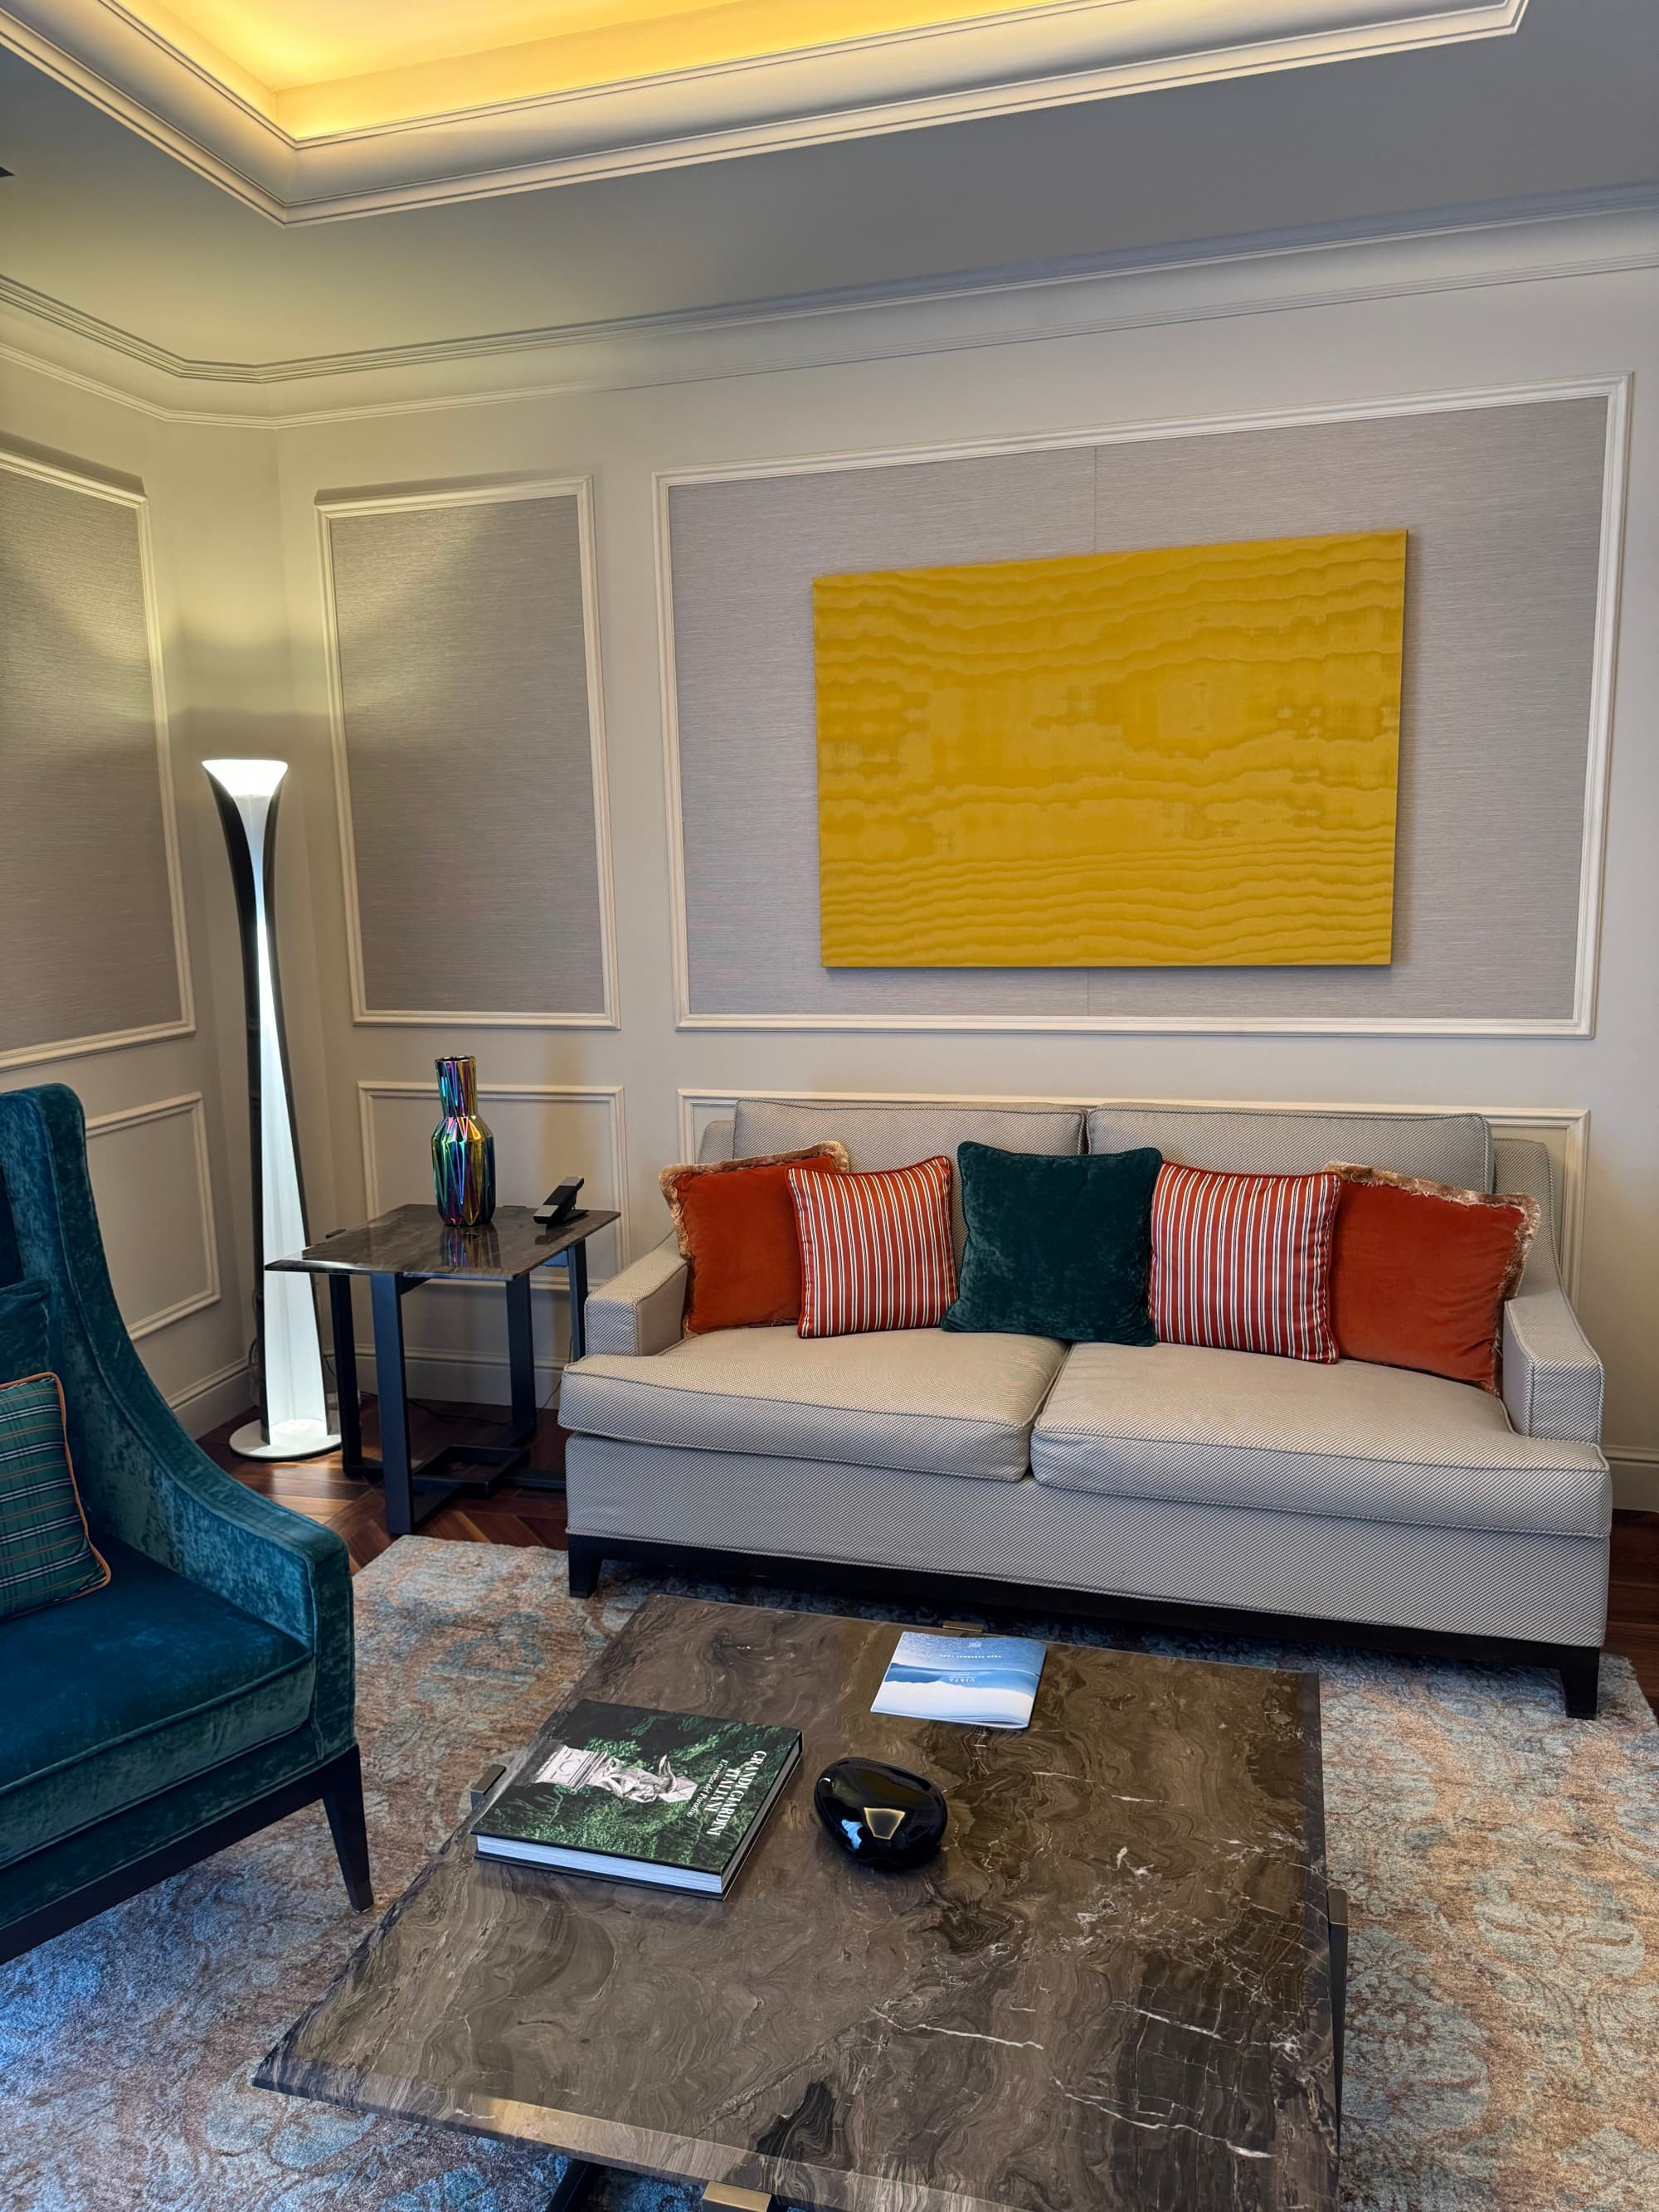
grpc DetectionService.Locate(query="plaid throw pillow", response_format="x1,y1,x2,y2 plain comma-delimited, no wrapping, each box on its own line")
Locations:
787,1155,957,1338
1151,1162,1340,1364
0,1372,109,1622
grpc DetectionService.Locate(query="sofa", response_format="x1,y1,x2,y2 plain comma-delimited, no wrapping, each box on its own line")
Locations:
559,1099,1610,1716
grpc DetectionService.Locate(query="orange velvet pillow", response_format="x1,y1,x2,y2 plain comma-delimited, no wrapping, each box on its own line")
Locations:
1324,1161,1540,1392
659,1144,849,1334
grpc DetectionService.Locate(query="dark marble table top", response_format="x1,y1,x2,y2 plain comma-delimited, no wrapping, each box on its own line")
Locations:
268,1203,620,1282
258,1597,1338,2212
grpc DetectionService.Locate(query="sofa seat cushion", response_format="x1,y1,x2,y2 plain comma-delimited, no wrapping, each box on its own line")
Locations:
561,1328,1065,1480
1031,1343,1609,1537
0,1537,314,1871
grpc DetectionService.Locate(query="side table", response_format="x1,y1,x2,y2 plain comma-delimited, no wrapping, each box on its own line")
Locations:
269,1203,619,1537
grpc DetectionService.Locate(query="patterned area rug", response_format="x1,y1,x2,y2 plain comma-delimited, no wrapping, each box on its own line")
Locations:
3,1538,1657,2210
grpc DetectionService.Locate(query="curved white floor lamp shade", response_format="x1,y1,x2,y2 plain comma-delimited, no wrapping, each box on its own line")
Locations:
205,759,339,1461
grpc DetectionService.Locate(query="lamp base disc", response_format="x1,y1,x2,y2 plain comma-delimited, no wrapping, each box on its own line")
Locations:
227,1418,342,1462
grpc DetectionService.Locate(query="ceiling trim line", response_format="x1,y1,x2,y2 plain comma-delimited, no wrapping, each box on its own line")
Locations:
2,186,1652,430
3,179,1654,393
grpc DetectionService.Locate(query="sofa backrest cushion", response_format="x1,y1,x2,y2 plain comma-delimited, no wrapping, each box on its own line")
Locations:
731,1099,1084,1253
1087,1106,1491,1192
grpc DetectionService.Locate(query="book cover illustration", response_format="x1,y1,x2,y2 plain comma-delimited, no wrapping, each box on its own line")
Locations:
477,1700,800,1876
871,1631,1047,1730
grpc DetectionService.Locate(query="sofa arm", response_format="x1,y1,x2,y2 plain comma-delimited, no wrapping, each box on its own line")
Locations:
582,1239,687,1357
1491,1132,1603,1444
1503,1291,1604,1444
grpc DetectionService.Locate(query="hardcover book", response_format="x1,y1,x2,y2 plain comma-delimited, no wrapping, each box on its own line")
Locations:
473,1699,801,1894
871,1631,1047,1729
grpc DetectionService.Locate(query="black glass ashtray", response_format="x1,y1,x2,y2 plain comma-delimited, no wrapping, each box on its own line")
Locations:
813,1756,947,1869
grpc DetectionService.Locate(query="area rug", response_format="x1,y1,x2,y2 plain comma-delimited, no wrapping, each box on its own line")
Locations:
3,1539,1657,2211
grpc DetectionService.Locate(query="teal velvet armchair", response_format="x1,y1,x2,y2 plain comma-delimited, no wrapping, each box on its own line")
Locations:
0,1084,369,1964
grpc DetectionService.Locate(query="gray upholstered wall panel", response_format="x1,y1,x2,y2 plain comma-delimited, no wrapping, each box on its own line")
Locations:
670,447,1096,1019
329,493,606,1016
0,464,181,1058
669,396,1607,1025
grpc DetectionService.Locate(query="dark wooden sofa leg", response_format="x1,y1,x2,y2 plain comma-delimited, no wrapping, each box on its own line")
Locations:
566,1536,602,1601
322,1746,373,1909
1559,1648,1601,1719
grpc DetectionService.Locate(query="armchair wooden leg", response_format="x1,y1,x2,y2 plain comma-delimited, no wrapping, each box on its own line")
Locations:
322,1747,373,1910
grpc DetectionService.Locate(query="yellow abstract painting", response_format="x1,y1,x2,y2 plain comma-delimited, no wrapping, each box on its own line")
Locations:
813,529,1407,967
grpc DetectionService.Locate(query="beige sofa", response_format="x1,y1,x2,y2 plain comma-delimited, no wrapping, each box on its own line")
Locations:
559,1099,1609,1714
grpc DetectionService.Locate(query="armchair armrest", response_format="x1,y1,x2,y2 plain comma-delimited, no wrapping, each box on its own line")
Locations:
581,1239,687,1358
1492,1132,1604,1445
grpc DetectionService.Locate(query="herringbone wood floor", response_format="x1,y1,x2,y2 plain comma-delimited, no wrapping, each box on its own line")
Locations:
204,1401,1659,1704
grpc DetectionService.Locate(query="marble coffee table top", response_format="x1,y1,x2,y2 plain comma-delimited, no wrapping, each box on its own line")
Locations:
258,1595,1339,2211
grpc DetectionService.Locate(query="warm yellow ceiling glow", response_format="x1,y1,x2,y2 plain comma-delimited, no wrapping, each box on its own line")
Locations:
139,0,1073,136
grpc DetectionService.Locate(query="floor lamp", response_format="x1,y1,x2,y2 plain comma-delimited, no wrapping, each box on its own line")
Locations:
205,758,339,1461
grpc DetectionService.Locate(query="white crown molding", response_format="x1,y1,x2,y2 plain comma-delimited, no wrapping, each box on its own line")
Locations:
656,372,1628,1040
85,1091,222,1336
315,478,620,1033
679,1087,1590,1294
0,0,1527,224
0,449,197,1070
2,186,1655,430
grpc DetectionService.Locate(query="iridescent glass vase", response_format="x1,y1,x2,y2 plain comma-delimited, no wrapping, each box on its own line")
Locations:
431,1056,495,1227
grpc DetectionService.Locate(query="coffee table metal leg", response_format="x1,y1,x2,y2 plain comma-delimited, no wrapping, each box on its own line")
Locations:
370,1272,417,1537
543,2157,601,2212
329,1275,366,1475
702,2186,776,2212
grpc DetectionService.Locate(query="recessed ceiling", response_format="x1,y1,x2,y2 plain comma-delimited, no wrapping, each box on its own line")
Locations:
0,0,1528,219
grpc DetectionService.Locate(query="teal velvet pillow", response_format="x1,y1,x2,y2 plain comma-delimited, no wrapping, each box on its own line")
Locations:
0,1370,109,1622
942,1141,1162,1344
0,1278,51,1385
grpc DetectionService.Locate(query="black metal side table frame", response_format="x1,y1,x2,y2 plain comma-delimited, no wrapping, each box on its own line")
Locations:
271,1203,619,1539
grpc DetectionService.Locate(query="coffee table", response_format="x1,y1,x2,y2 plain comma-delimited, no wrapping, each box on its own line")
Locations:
258,1596,1341,2211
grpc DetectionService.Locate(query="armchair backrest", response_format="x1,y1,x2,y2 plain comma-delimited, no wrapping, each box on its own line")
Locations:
0,1083,178,1547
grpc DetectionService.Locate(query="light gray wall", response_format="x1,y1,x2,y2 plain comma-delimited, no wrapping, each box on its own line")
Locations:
327,491,608,1019
2,216,1653,1501
0,461,183,1058
0,383,290,1433
670,398,1606,1023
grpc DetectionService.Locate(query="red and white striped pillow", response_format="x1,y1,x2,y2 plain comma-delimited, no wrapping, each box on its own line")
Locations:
787,1156,957,1339
1151,1162,1340,1364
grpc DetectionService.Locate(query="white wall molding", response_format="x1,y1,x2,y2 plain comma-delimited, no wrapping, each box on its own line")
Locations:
0,0,1526,226
658,372,1628,1042
357,1077,630,1264
1608,1450,1659,1514
167,1354,253,1435
2,187,1656,429
679,1087,1590,1295
316,477,619,1032
0,450,196,1071
84,1091,222,1337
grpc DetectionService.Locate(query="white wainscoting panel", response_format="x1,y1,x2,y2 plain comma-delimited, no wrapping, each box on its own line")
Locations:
319,479,618,1029
85,1093,221,1339
358,1080,627,1395
658,374,1627,1038
0,452,194,1070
